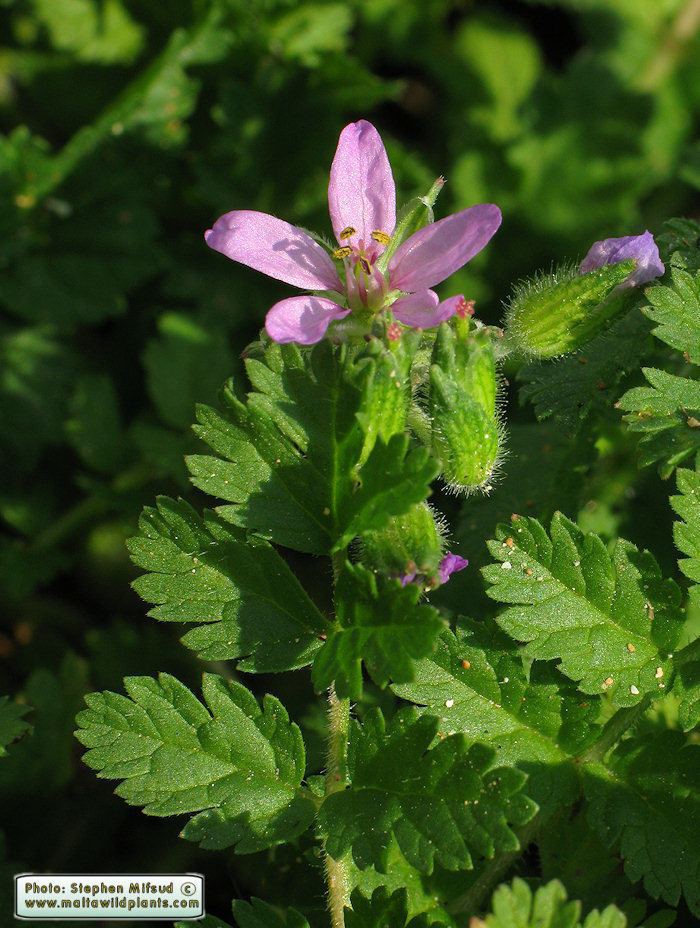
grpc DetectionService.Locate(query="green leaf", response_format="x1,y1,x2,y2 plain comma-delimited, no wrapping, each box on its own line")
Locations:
268,4,353,67
643,269,700,364
319,708,536,874
0,696,32,758
29,0,144,64
670,459,700,596
393,621,600,811
144,312,235,430
482,513,683,707
177,918,233,928
311,563,446,700
584,730,700,916
519,310,652,430
346,887,410,928
478,877,626,928
128,497,327,671
75,673,315,852
232,897,310,928
66,374,126,474
188,342,436,555
620,368,700,475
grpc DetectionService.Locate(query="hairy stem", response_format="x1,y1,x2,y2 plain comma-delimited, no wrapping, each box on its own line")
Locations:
324,548,352,928
324,685,351,928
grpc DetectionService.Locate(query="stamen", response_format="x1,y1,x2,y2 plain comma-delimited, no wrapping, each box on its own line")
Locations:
359,256,372,275
333,246,352,260
371,230,391,245
339,226,356,240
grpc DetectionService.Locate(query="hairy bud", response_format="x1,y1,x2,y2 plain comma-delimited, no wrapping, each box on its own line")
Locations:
360,502,446,583
505,260,636,359
429,320,501,493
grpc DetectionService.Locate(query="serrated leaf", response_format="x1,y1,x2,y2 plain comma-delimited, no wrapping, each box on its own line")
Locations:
482,513,683,707
176,918,233,928
311,563,446,700
620,368,700,476
0,696,32,758
188,341,436,555
319,708,536,875
75,673,315,852
128,497,327,671
345,886,443,928
670,459,700,593
643,269,700,364
393,621,600,810
232,897,310,928
478,877,625,928
584,730,700,916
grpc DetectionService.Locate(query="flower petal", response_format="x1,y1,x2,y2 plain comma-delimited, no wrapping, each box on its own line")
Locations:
579,230,665,287
205,210,341,291
265,296,350,345
389,204,502,292
391,289,454,328
438,552,469,585
328,120,396,250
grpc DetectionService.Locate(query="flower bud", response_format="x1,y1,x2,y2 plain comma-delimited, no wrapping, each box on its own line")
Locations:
429,321,501,492
356,330,419,465
360,502,446,583
505,260,636,359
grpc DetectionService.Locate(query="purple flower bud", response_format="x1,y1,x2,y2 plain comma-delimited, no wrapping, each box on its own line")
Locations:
579,231,664,288
438,552,469,585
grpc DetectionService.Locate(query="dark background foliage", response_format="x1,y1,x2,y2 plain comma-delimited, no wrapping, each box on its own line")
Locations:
1,0,699,923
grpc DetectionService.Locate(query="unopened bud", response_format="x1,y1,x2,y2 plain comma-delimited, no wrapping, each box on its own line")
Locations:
505,260,636,359
360,502,446,582
429,322,501,492
356,331,418,465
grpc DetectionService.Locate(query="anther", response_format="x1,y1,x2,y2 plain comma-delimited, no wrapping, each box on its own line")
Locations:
339,226,356,240
371,230,391,245
333,246,352,260
387,322,402,341
359,256,372,275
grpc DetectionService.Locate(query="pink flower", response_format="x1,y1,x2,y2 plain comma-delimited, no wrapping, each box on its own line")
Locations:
579,231,664,287
205,120,502,345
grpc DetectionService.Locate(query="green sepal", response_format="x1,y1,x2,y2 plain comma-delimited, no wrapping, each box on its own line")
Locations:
506,261,637,359
376,177,445,274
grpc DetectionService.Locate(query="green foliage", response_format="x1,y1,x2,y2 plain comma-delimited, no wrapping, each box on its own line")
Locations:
128,497,327,670
0,697,32,757
75,673,315,852
393,622,600,810
312,563,445,699
483,513,683,706
477,878,626,928
5,0,700,922
319,708,536,874
188,342,437,554
584,731,700,916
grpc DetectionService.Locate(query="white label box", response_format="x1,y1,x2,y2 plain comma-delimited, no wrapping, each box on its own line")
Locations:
14,874,205,921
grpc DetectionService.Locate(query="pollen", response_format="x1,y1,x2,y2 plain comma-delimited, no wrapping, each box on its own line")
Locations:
339,226,356,240
602,676,614,689
461,659,471,669
333,246,352,259
626,642,636,653
371,230,391,245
